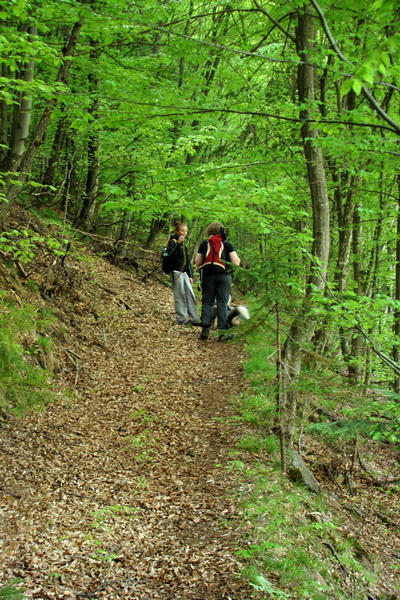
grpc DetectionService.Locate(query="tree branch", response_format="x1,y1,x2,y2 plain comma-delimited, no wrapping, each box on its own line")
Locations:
310,0,400,135
120,101,399,133
252,0,296,43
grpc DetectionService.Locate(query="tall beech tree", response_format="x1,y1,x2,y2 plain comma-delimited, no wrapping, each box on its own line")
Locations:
279,3,330,452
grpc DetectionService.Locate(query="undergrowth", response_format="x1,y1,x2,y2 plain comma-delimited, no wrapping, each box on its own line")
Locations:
0,579,26,599
0,293,54,414
235,324,384,599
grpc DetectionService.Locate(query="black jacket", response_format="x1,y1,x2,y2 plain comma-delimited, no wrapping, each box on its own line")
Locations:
167,235,193,277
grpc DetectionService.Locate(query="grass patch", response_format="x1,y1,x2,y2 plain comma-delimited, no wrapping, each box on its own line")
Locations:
0,579,26,599
234,392,276,427
235,460,377,599
0,294,55,414
233,332,380,599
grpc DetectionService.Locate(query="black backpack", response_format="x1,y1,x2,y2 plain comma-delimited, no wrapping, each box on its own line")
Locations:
160,239,176,274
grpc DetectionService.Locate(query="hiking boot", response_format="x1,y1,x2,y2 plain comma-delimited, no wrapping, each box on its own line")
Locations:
217,333,234,342
191,321,202,326
200,328,209,340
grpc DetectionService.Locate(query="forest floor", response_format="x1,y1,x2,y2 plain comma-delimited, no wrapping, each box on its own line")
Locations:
0,222,258,600
0,209,399,599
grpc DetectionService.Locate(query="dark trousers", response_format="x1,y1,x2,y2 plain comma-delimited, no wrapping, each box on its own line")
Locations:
201,273,232,330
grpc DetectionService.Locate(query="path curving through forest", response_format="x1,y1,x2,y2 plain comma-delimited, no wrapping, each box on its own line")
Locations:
0,248,256,599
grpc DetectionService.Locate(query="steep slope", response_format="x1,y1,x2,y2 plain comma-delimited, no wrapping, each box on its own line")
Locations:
0,231,253,599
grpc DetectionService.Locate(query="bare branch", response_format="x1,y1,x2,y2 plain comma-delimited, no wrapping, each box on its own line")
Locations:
119,100,399,133
252,0,296,44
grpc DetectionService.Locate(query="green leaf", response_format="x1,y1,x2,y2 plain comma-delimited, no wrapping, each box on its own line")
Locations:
362,71,374,85
11,5,23,16
353,78,363,95
381,51,390,67
340,78,354,96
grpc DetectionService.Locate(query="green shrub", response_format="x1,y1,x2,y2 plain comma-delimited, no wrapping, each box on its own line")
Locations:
0,294,53,414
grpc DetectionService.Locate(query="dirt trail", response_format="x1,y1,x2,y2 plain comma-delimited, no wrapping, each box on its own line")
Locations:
0,250,255,599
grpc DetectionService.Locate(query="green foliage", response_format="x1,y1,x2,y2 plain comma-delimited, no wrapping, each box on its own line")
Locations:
306,387,400,446
0,229,43,264
0,580,26,600
247,572,289,598
234,310,394,596
237,434,272,454
1,0,400,401
235,393,276,428
243,327,277,391
347,389,400,444
84,504,139,563
0,224,72,266
90,504,138,529
130,408,158,424
0,294,53,414
235,459,377,599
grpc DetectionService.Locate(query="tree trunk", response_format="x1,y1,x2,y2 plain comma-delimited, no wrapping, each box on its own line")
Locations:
349,203,365,381
333,174,355,358
0,65,11,164
115,174,136,258
394,174,400,393
114,211,132,259
280,4,330,450
77,126,100,229
0,25,36,174
144,213,171,249
77,41,100,230
0,18,83,219
62,135,78,215
39,113,68,195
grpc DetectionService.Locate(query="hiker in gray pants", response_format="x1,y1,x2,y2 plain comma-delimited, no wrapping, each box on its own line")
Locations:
171,268,199,325
167,221,201,326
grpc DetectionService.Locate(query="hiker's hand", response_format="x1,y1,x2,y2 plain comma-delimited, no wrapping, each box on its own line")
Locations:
178,235,185,243
189,278,193,284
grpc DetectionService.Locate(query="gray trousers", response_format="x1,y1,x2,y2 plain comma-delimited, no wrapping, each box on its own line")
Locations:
171,271,199,324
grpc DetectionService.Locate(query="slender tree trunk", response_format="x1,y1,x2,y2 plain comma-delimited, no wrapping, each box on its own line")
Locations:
77,127,100,229
333,175,355,358
394,175,400,393
0,64,11,164
114,211,132,259
144,214,171,249
349,203,365,381
115,174,136,258
0,25,36,175
280,4,330,450
0,18,83,219
39,113,68,195
322,79,357,359
62,136,78,214
77,41,100,230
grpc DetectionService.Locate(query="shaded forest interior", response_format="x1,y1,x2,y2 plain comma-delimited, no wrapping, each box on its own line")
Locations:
0,1,400,598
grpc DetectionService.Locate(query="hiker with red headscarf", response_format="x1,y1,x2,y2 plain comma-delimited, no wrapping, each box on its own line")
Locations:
194,222,240,341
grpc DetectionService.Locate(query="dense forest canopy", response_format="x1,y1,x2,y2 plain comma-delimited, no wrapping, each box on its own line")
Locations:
1,0,400,444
